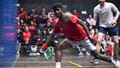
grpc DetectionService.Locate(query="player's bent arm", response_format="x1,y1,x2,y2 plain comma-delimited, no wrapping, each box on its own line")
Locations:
114,10,120,22
111,3,120,21
41,32,56,49
45,32,56,45
77,19,91,37
93,9,98,21
93,8,98,27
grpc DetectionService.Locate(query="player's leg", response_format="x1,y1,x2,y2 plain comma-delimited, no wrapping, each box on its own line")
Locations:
81,38,111,62
83,38,120,68
92,27,105,64
90,50,111,62
90,49,120,68
108,27,120,67
109,36,120,68
55,39,72,68
111,35,119,57
96,27,106,53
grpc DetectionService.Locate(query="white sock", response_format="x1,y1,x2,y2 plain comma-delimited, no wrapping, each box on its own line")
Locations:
55,62,61,68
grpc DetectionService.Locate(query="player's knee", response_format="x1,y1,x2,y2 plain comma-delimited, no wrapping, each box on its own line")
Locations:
55,44,62,50
110,37,118,45
113,40,119,45
97,39,102,44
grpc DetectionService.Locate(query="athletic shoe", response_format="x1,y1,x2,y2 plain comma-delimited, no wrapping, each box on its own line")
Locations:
43,47,54,59
90,59,99,65
55,62,61,68
86,52,90,56
79,52,84,56
111,57,120,68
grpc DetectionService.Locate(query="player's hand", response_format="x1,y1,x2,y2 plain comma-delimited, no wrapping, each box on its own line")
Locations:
40,43,48,53
111,19,117,26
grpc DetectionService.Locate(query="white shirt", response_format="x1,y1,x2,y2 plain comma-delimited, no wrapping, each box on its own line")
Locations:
94,2,119,27
86,18,96,26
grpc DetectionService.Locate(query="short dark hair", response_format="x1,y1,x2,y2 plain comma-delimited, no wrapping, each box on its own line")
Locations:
50,3,64,12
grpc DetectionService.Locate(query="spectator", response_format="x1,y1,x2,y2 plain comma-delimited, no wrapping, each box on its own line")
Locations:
37,13,47,29
22,26,31,45
28,8,38,18
29,21,36,34
71,9,81,19
86,14,96,30
18,7,27,21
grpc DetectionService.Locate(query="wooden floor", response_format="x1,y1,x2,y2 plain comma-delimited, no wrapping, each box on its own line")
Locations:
14,55,118,68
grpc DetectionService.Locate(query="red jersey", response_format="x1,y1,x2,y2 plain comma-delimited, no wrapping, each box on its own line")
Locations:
19,10,27,19
29,25,36,34
23,32,31,42
53,14,87,41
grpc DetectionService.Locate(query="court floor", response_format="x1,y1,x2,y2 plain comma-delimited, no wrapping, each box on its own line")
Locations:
14,54,118,68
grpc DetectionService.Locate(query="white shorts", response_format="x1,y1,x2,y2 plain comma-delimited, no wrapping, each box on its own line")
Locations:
64,38,96,51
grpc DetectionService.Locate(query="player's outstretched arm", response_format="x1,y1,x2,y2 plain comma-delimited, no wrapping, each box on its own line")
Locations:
40,32,56,51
